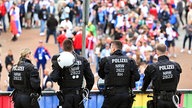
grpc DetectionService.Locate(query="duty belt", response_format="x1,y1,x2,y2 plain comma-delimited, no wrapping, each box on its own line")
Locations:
105,86,130,93
155,91,175,101
61,88,83,95
16,89,32,95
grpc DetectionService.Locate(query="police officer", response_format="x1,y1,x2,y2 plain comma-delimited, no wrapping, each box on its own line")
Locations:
141,43,182,108
50,39,94,108
98,40,140,108
9,48,41,108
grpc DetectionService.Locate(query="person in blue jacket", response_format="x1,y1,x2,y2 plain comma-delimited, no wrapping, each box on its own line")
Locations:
34,40,51,74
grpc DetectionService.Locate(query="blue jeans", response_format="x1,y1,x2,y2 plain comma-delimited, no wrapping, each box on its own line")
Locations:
46,29,57,44
40,20,46,33
58,44,63,53
75,16,81,26
1,16,6,32
75,49,81,55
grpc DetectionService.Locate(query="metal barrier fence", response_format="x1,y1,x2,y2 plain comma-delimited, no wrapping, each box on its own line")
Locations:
0,89,192,108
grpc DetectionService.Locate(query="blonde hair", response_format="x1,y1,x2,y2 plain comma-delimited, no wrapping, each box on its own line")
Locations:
20,48,31,58
18,48,31,64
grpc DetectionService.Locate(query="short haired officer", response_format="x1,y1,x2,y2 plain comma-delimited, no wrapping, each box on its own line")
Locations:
98,40,140,108
50,39,94,108
141,43,182,108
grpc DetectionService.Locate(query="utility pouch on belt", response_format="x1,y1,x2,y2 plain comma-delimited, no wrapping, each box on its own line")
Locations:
157,91,174,101
103,87,115,97
56,91,65,105
30,93,40,105
147,100,155,108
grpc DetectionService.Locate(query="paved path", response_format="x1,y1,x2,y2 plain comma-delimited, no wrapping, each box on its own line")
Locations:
0,23,191,91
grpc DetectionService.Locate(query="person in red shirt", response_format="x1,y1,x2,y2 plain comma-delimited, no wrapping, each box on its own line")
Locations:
149,4,158,20
73,28,82,55
0,0,6,32
57,29,67,52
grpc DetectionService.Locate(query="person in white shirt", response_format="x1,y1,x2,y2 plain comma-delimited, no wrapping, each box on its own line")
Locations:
130,0,137,9
58,1,70,23
60,17,73,38
100,44,111,58
165,22,177,57
140,41,153,61
139,1,149,18
47,0,55,15
157,33,167,44
5,0,13,22
39,0,50,9
106,3,115,22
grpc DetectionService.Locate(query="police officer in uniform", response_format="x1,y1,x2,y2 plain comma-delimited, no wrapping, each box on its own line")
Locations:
98,40,140,108
141,43,182,108
50,39,94,108
9,48,41,108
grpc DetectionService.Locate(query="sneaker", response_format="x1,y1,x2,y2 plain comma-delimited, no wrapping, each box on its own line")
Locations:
11,35,17,41
188,50,191,54
16,34,20,37
180,49,184,53
40,33,45,36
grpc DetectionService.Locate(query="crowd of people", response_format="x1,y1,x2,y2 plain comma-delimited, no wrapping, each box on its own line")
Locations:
0,0,188,107
0,0,191,91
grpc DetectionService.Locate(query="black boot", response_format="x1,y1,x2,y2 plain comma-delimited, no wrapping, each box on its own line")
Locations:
11,35,17,41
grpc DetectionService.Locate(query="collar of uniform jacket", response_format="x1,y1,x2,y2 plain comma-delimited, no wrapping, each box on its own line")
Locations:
158,55,169,62
111,50,123,56
21,58,32,63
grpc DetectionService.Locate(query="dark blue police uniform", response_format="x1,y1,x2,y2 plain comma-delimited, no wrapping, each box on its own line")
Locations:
9,58,41,108
141,55,182,108
98,50,140,108
50,52,94,108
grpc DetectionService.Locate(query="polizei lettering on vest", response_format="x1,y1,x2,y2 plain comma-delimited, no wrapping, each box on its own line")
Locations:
12,66,24,71
159,65,175,70
112,58,128,63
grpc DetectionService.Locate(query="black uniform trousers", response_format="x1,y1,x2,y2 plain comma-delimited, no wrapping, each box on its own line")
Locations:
151,93,177,108
156,99,176,108
14,93,39,108
102,93,132,108
60,93,84,108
